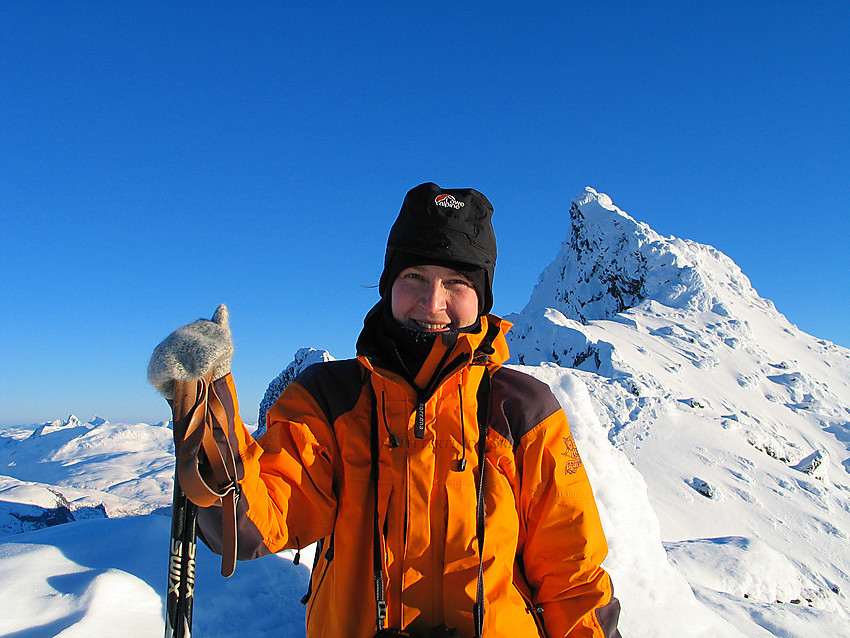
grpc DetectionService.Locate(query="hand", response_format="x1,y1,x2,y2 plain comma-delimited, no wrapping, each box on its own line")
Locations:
148,304,234,399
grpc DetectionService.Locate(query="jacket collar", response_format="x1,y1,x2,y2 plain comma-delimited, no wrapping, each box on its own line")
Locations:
356,300,512,394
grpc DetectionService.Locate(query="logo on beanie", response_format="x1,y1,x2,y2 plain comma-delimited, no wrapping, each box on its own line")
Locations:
435,194,465,209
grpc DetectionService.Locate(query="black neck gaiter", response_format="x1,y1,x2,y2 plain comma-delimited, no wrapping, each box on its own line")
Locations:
378,304,483,381
381,304,438,379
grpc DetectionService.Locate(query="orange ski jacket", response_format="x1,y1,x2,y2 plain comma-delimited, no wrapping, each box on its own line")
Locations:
198,312,620,637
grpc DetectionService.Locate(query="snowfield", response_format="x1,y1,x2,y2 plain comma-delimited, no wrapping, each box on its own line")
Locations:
2,188,848,637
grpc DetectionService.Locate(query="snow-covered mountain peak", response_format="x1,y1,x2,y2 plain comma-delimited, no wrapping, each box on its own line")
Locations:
508,187,848,368
521,187,774,325
572,186,619,211
27,414,91,439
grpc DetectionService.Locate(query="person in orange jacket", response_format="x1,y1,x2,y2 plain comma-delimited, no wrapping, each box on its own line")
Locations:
148,182,621,638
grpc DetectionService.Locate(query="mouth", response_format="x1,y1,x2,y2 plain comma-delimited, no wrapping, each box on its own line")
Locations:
411,319,451,332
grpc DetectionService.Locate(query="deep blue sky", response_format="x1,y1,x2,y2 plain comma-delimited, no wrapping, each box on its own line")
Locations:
2,1,848,426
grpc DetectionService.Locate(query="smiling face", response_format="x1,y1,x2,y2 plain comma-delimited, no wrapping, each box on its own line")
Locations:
390,264,480,333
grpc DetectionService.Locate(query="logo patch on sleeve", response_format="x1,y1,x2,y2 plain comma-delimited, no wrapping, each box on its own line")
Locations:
562,436,583,474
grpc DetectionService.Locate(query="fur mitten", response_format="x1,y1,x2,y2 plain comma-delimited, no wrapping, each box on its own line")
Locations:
147,304,234,399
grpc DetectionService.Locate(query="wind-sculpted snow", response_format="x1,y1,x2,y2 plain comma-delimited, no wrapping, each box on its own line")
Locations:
1,188,849,636
0,515,310,638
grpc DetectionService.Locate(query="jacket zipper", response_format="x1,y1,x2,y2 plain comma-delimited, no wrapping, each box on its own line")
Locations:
413,352,470,440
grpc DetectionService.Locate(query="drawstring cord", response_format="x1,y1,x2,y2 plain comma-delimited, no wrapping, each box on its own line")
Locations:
455,383,468,472
292,537,301,566
381,391,400,448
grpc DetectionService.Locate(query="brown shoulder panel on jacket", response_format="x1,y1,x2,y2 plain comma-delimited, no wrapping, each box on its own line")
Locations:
596,594,622,637
489,366,562,448
293,359,364,426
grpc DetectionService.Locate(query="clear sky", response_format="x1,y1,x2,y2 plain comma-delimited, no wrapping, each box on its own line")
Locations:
2,1,848,426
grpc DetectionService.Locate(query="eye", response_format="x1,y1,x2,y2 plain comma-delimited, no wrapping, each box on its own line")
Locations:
397,270,427,286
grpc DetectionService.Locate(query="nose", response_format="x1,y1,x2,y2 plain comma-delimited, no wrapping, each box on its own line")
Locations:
420,280,447,313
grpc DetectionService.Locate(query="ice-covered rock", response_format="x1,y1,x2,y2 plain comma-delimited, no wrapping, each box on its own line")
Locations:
256,347,336,437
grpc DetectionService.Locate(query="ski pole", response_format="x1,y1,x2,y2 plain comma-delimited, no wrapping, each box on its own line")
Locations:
165,379,202,638
165,471,198,638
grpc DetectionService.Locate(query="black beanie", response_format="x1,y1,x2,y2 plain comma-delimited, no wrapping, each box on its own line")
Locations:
379,182,497,314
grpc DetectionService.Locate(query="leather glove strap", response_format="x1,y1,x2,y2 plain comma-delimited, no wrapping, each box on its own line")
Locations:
171,375,239,578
